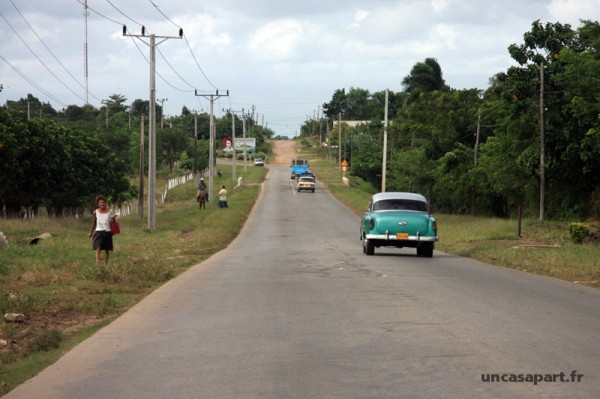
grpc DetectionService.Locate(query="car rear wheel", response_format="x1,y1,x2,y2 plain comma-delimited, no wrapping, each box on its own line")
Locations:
417,243,434,257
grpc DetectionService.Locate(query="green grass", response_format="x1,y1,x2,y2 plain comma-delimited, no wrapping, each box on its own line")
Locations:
2,140,599,393
0,165,267,395
305,139,600,289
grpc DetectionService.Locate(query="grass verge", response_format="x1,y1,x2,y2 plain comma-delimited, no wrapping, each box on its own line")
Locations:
0,165,267,395
307,142,600,289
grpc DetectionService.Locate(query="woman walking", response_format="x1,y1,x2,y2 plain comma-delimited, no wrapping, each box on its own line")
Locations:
88,195,117,265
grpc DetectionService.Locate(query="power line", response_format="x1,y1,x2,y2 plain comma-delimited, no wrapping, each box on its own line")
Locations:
155,46,194,91
74,0,125,27
148,0,180,28
82,0,200,97
9,0,103,103
0,11,87,103
146,0,219,90
0,55,67,107
106,0,145,28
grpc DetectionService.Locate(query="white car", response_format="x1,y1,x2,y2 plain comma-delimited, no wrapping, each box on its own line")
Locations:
297,176,315,193
254,158,264,166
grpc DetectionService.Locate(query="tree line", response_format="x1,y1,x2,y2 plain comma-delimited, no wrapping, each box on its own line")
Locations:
303,20,600,220
0,91,273,217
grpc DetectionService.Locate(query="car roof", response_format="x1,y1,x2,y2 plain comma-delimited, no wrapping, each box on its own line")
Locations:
371,192,427,203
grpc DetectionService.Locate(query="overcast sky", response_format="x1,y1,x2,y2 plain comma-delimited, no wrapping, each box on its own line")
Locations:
1,0,598,137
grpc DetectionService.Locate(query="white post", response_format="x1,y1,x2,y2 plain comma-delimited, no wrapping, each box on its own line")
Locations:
148,34,156,230
382,89,389,192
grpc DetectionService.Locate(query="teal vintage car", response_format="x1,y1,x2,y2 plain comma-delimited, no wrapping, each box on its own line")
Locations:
360,192,438,257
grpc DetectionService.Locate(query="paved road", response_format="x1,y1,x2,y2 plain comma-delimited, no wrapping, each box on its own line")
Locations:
5,165,599,398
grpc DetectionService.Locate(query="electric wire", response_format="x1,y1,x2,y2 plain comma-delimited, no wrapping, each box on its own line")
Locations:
74,0,125,28
78,0,192,96
9,0,103,103
155,46,194,91
0,11,87,103
0,55,68,107
147,0,219,90
104,0,145,30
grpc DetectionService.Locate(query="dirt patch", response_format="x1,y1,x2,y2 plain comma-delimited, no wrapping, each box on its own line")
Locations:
271,140,297,165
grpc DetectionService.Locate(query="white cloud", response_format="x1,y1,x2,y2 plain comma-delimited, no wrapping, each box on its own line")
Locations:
350,9,370,29
248,19,306,60
431,0,452,13
548,0,600,24
0,0,597,137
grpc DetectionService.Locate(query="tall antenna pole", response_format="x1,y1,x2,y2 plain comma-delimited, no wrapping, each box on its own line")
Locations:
83,0,89,104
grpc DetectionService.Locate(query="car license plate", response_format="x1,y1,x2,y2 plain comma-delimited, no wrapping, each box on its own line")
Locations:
396,233,409,240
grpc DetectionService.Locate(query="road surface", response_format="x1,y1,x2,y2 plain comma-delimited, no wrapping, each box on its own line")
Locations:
4,164,599,398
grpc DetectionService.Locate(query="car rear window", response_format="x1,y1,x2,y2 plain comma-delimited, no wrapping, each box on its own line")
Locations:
373,199,427,212
299,177,314,183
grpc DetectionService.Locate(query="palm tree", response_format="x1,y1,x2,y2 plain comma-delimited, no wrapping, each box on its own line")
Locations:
402,58,448,93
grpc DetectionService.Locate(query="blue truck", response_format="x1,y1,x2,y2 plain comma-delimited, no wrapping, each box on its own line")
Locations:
290,159,309,179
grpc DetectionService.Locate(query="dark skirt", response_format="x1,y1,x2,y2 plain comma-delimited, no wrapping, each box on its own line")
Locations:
92,230,113,251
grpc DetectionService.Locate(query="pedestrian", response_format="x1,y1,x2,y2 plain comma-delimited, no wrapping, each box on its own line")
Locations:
198,177,208,201
218,185,228,208
88,194,117,265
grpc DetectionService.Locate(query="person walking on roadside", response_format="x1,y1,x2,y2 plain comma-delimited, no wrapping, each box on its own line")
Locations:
218,185,228,208
88,195,117,266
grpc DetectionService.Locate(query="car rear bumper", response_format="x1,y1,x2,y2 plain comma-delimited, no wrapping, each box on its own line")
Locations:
365,233,438,242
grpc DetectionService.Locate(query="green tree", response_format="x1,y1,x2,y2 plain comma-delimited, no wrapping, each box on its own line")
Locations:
402,58,449,94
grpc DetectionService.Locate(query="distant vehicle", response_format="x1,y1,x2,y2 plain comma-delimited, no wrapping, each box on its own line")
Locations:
253,158,264,166
290,159,309,179
360,192,438,257
296,171,315,180
297,176,315,193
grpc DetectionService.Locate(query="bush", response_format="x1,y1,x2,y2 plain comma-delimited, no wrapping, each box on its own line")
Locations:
569,222,589,244
27,329,63,352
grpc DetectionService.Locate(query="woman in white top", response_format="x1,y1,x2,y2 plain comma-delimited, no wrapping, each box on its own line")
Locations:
88,195,117,265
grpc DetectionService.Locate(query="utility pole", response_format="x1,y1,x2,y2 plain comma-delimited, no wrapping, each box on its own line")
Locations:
195,90,229,201
83,0,89,105
230,110,237,182
474,107,481,166
317,105,322,146
539,60,545,224
194,113,198,178
139,114,145,218
122,25,182,230
101,99,109,128
338,112,342,169
382,89,389,192
158,98,168,129
242,111,248,171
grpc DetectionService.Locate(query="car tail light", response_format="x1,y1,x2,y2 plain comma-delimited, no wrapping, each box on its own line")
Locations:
432,220,437,233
